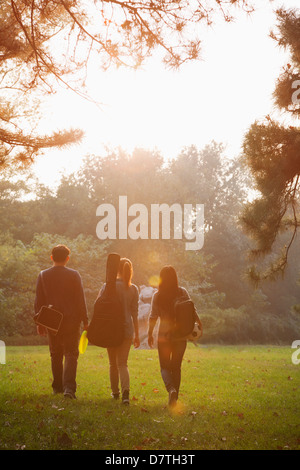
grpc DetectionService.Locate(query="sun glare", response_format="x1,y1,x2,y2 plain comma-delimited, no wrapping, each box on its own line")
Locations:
32,0,295,188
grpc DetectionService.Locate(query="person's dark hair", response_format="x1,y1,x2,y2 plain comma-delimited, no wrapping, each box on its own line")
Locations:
157,265,179,310
118,258,133,288
51,245,70,263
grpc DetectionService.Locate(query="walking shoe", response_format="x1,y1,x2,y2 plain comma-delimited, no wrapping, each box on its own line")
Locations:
168,388,177,407
111,392,120,400
122,390,130,405
64,390,76,399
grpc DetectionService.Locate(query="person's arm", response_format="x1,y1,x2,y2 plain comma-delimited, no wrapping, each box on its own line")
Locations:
148,318,156,348
194,308,203,337
131,286,140,348
34,273,47,337
75,272,89,330
147,293,159,348
133,317,140,348
34,273,46,314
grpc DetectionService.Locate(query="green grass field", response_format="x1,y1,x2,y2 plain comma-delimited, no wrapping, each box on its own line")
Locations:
0,344,299,450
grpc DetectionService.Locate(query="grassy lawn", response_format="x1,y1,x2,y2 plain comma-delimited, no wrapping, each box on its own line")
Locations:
0,344,299,450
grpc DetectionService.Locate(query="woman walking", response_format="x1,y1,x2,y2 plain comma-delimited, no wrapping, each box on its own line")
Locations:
147,266,202,407
98,258,139,405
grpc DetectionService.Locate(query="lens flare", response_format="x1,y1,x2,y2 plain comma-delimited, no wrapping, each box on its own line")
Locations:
148,275,160,288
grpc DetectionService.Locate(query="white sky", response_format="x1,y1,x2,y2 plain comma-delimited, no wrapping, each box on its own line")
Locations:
32,0,300,187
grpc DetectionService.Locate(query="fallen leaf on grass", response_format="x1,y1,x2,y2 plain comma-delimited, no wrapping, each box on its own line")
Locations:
237,413,244,419
152,388,159,393
141,407,149,413
57,432,72,448
141,437,156,445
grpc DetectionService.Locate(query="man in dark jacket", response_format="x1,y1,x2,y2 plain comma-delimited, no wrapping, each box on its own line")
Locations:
34,244,89,399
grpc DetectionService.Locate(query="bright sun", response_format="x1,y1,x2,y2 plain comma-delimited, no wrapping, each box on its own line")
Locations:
32,0,294,188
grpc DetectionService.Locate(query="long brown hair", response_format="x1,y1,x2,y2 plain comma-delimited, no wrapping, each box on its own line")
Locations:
118,258,133,288
157,265,179,310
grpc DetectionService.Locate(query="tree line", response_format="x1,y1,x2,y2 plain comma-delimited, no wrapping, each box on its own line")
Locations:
1,3,300,344
1,144,299,344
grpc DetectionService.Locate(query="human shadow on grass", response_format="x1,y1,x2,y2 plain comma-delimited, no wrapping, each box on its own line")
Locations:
1,390,188,416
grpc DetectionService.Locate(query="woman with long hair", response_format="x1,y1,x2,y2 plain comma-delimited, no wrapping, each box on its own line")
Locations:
98,257,139,405
147,266,201,407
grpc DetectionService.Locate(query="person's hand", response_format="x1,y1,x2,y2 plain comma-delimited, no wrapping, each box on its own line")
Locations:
148,334,154,348
133,336,140,348
37,325,47,337
197,319,203,337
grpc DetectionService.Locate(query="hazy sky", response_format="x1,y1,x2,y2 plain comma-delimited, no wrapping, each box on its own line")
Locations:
32,0,300,187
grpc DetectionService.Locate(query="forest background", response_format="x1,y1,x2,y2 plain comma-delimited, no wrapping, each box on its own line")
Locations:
1,143,299,345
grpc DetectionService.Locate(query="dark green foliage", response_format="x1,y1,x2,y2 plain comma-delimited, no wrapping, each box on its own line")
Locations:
0,232,107,338
241,8,300,282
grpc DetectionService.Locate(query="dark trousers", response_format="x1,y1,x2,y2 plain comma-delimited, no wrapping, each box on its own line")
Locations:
48,326,80,394
157,339,187,396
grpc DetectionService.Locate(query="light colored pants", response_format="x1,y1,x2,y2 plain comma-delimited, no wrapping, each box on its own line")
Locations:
107,337,132,394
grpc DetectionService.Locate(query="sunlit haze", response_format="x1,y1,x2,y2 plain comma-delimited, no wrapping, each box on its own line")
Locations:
33,0,299,187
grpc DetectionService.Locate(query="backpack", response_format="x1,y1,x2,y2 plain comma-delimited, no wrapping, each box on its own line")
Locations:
87,253,125,348
172,297,202,342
